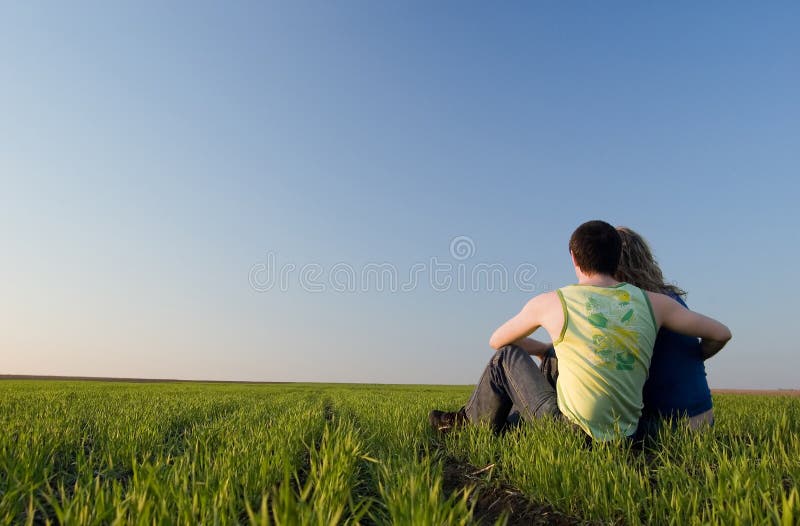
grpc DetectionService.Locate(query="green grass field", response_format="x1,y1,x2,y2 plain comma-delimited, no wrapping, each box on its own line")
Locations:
1,381,798,525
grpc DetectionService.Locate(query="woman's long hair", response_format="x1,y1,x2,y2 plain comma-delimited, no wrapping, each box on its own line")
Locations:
615,227,687,298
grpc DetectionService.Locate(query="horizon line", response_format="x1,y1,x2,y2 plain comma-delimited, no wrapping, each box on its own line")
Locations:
1,374,798,393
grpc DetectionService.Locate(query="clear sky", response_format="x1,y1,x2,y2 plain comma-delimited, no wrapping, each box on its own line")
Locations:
2,2,798,388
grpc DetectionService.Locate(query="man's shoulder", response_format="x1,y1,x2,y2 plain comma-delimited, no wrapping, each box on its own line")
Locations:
645,290,679,308
529,290,560,304
521,290,566,340
524,290,562,313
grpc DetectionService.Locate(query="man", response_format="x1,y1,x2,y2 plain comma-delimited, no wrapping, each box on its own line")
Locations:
429,220,731,441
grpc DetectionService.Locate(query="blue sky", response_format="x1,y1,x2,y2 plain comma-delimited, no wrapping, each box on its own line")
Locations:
2,2,798,388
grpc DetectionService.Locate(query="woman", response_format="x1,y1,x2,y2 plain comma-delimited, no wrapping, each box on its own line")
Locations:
615,227,714,433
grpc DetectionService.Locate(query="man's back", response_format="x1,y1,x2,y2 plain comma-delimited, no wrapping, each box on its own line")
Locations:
553,282,657,439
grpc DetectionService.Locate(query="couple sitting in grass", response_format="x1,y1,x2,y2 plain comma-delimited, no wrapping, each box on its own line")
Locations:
429,220,731,442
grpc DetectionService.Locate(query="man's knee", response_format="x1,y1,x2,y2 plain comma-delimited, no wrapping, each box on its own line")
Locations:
492,344,533,372
496,344,527,360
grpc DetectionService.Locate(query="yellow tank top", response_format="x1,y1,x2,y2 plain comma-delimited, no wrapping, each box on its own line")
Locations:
553,282,657,440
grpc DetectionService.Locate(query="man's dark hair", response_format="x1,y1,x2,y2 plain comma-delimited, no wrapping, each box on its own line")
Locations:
569,220,622,276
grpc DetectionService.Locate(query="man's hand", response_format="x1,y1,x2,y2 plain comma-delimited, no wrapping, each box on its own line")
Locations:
648,292,732,357
700,339,727,360
513,337,552,358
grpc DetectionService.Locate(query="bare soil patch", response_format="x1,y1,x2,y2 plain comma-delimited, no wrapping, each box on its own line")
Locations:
441,457,587,526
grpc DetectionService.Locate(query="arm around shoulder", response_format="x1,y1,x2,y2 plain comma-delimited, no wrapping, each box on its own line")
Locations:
648,292,732,359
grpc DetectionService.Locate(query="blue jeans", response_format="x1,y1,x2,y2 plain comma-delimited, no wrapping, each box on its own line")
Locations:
464,345,561,432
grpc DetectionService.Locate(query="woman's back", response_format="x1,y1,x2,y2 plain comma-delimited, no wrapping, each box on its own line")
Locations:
642,294,713,419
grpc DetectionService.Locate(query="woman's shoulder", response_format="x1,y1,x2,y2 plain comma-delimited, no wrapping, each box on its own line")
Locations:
665,290,688,308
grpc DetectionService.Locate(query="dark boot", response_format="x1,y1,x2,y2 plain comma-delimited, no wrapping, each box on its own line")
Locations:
428,408,467,433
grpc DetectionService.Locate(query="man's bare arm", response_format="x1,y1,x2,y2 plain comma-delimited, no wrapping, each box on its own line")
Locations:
648,292,732,359
489,295,546,350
